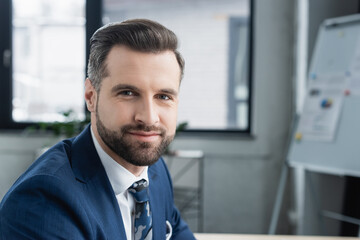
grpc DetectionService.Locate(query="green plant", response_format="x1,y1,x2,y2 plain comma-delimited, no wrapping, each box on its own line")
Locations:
27,110,90,138
175,122,188,135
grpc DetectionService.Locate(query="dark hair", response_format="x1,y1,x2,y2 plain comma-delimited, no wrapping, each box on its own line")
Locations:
87,19,184,92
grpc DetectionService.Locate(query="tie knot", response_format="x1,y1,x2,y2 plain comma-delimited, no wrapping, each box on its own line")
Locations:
128,179,149,203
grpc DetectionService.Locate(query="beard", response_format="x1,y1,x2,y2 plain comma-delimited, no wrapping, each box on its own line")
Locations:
95,109,174,166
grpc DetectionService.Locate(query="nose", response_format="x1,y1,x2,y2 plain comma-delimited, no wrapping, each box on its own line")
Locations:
134,98,160,126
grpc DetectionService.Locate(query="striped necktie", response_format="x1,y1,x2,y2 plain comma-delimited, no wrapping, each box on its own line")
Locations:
128,179,153,240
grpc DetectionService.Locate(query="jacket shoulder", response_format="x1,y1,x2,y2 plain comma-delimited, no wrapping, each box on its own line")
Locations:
0,173,94,239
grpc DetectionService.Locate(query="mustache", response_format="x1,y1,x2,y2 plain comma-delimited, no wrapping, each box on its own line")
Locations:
121,124,166,136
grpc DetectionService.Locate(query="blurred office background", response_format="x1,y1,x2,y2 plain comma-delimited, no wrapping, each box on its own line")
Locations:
0,0,359,236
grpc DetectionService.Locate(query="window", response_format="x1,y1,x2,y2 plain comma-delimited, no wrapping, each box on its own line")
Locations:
1,0,253,133
0,0,102,129
12,0,86,123
102,0,253,132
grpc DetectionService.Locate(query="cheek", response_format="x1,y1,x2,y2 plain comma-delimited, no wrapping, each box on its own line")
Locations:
97,99,133,128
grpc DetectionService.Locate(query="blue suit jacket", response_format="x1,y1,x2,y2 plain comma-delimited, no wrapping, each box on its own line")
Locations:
0,126,195,240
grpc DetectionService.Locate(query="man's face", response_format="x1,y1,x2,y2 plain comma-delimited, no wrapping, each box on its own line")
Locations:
86,46,180,167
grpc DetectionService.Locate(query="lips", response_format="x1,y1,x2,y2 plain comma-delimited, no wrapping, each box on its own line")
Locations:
127,131,161,142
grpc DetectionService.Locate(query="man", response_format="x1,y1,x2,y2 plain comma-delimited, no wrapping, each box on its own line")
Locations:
0,19,195,240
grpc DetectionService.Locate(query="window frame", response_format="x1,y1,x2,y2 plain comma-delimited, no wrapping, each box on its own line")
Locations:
0,0,254,135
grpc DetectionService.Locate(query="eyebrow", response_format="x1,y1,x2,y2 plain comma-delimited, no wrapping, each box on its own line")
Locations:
111,84,140,94
159,88,178,97
111,84,178,97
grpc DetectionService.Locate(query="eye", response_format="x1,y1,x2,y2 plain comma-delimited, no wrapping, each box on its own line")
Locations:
157,94,171,100
119,90,135,96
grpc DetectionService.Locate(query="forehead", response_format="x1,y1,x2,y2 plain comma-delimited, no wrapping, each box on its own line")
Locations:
103,45,181,87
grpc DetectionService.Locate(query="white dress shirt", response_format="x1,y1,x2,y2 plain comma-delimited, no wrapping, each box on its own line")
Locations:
90,127,149,240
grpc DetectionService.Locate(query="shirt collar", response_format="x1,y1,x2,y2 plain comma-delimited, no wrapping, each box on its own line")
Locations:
90,126,149,195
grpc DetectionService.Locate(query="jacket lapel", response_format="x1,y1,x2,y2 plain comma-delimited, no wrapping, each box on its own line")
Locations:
148,165,166,239
70,125,127,238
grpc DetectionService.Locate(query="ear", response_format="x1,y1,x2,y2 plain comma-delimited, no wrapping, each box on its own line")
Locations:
85,78,97,112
